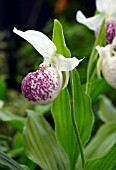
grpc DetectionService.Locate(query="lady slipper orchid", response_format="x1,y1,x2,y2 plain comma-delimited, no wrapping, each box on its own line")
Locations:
76,0,116,44
96,36,116,89
13,28,82,104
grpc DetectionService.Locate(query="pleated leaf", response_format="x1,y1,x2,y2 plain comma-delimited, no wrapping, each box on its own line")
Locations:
84,121,116,160
98,95,116,122
52,89,79,170
23,110,69,170
90,78,110,102
0,109,25,131
0,150,24,170
52,19,80,170
52,19,70,58
84,143,116,170
71,69,94,145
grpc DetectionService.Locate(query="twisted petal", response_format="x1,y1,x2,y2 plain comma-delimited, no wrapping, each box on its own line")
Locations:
96,45,111,60
61,71,69,90
96,0,116,15
76,11,104,30
13,27,56,58
55,54,83,71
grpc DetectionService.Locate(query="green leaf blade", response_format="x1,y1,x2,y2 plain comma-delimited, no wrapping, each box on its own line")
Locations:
0,150,24,170
71,69,94,145
52,89,79,170
84,121,116,160
98,95,116,122
23,111,69,170
52,19,70,58
0,109,25,131
84,143,116,170
90,78,110,102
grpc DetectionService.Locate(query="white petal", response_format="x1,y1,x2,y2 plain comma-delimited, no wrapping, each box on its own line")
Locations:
96,0,116,15
55,54,83,71
61,71,69,90
111,37,116,56
96,45,111,60
76,11,104,30
13,27,56,58
112,36,116,46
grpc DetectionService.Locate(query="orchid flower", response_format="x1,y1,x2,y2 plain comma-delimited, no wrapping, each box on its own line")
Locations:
13,28,82,104
96,36,116,89
76,0,116,44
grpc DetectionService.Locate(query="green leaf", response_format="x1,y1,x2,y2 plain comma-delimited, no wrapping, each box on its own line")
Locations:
8,148,24,158
21,165,30,170
98,95,116,122
52,88,79,170
71,69,94,145
0,150,24,170
52,19,70,58
0,109,25,131
84,143,116,170
90,78,110,102
23,110,69,170
84,122,116,160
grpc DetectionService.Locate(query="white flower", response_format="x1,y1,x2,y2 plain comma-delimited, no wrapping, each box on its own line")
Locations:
76,0,116,44
13,28,81,71
13,27,82,103
96,36,116,89
76,0,116,31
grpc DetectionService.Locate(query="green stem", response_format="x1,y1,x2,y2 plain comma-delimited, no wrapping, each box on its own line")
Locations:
86,69,96,95
71,103,85,168
86,19,106,95
86,81,90,95
86,43,97,95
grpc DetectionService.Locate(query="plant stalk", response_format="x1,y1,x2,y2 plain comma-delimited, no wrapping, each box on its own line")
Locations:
71,103,85,168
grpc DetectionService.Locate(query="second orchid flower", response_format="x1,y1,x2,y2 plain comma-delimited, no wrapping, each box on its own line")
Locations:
76,0,116,44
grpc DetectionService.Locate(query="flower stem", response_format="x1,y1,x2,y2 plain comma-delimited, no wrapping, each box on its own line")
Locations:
86,19,106,95
71,102,85,168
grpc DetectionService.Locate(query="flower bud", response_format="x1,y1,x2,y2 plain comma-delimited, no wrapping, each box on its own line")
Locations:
102,57,116,89
21,65,62,104
95,21,116,44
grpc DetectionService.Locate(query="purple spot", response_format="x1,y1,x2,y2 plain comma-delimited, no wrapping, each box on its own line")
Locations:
95,21,116,44
21,66,62,104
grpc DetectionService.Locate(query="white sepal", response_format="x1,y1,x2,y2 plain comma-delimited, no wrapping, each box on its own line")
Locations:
96,45,111,60
96,0,116,15
13,27,56,58
55,54,82,71
76,11,104,30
